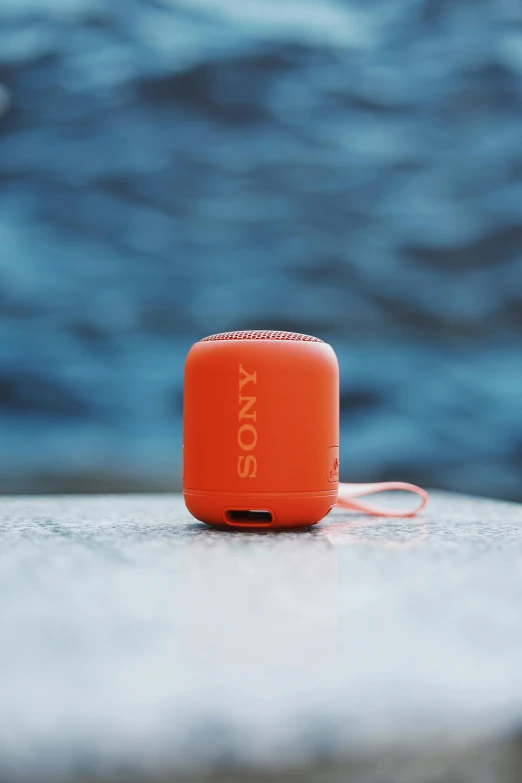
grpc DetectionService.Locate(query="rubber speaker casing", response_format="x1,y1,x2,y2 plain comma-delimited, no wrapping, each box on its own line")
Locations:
183,330,339,529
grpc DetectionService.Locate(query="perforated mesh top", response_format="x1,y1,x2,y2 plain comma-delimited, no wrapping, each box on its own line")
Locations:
201,330,323,342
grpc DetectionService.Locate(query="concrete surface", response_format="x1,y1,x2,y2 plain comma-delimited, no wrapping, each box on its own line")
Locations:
1,491,522,782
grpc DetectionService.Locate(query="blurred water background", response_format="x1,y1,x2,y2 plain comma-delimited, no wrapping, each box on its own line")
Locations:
0,0,521,499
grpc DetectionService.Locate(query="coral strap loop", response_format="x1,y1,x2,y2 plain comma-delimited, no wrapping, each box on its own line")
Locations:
336,482,428,518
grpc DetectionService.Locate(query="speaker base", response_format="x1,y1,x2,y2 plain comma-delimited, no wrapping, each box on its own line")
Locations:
183,488,338,530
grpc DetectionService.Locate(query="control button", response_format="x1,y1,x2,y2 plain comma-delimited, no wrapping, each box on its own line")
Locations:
327,446,339,483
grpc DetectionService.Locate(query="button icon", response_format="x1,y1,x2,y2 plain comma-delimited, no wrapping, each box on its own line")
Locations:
327,447,339,483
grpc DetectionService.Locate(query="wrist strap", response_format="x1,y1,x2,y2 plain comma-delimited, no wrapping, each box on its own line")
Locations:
336,482,428,518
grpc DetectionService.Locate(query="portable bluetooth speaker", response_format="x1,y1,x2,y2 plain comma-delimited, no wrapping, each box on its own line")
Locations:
183,330,339,529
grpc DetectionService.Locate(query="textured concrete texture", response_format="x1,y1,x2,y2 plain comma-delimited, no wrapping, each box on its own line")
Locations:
1,491,522,783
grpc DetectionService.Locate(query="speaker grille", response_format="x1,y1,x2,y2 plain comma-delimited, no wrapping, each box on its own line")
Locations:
201,330,323,342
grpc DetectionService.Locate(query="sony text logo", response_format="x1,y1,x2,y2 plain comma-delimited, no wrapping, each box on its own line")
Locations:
237,364,257,478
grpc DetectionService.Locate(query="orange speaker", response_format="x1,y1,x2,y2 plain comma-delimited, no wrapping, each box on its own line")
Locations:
183,330,339,529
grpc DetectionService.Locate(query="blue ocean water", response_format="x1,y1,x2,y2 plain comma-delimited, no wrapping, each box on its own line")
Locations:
1,0,521,497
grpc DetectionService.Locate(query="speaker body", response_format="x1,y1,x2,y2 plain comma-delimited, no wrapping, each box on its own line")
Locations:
183,330,339,529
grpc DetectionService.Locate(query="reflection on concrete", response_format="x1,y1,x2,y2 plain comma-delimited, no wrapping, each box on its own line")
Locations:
180,532,338,669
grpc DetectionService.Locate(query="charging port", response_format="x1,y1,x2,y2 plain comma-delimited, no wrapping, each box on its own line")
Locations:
226,510,272,524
